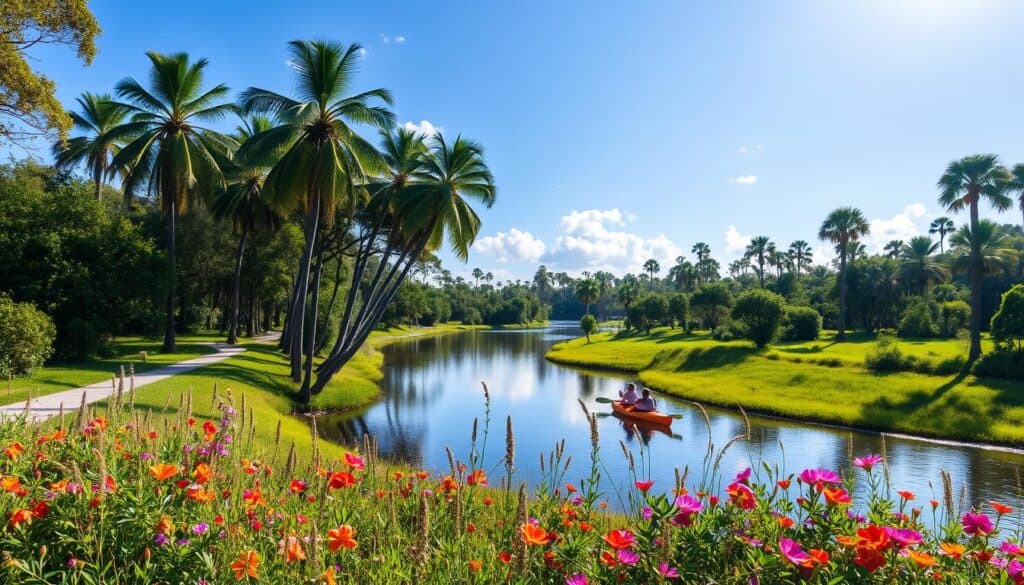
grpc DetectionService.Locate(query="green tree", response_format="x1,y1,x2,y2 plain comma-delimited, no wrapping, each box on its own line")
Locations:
990,284,1024,350
732,288,786,348
899,236,948,296
51,93,127,199
617,277,640,318
1010,164,1024,230
575,278,600,316
883,239,904,259
109,51,235,353
929,216,954,254
818,207,870,341
239,39,394,388
668,292,690,330
0,294,55,377
691,282,733,332
745,236,773,288
938,154,1013,361
1,0,100,142
788,240,813,279
473,267,484,288
643,258,660,288
580,314,597,343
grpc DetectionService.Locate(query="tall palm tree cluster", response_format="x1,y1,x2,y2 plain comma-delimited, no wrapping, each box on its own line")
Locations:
53,40,496,400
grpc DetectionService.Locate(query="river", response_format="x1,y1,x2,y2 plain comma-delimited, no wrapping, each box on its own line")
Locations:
315,322,1024,516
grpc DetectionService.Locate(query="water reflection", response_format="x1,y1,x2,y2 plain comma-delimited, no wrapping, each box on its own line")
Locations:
315,322,1024,518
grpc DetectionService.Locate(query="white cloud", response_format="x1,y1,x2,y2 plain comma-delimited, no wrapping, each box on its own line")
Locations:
358,47,368,58
403,120,441,137
395,36,406,44
865,203,929,253
545,208,682,275
729,175,758,185
472,228,547,263
738,144,763,154
723,225,751,257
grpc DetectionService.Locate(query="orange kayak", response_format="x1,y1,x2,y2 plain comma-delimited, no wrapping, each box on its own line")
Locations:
611,400,673,426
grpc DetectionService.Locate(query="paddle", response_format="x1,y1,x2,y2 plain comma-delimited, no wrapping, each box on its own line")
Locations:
593,396,684,419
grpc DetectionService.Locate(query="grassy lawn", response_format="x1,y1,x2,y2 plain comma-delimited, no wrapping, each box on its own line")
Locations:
1,334,225,405
545,328,1024,446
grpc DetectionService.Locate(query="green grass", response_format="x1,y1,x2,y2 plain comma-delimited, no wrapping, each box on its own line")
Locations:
492,320,550,330
1,334,225,405
545,328,1024,446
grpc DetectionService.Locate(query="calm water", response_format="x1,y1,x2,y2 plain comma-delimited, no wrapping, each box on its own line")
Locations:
316,322,1024,514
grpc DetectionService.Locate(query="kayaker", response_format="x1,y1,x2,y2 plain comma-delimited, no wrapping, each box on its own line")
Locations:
632,388,657,412
619,382,639,405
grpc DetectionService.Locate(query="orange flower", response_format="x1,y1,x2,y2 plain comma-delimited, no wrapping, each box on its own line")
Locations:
602,529,636,550
148,464,179,481
327,525,358,551
520,523,551,546
230,550,259,580
778,516,794,529
466,469,488,487
243,488,266,507
328,471,355,489
1,476,21,493
186,487,217,503
4,442,24,460
824,487,851,506
281,535,305,563
468,560,482,572
578,521,594,532
807,548,830,567
939,542,965,560
155,514,175,535
897,490,915,501
908,549,937,568
193,463,212,485
991,501,1014,515
321,567,337,585
8,508,32,528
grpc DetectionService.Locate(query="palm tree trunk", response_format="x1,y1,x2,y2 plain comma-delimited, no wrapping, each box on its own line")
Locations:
162,201,177,353
227,230,249,345
300,251,325,399
290,197,322,382
968,201,983,362
837,246,848,342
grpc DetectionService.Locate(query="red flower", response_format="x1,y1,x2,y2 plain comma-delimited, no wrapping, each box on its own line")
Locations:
853,547,886,572
498,552,512,564
602,529,636,550
991,501,1014,515
328,471,355,489
635,480,654,493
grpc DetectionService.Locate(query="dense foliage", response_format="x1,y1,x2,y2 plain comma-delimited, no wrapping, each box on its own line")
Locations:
731,289,787,348
0,294,55,377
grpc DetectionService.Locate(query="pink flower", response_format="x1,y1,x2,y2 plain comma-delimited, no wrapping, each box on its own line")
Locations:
672,494,704,526
344,453,365,471
798,468,841,485
853,454,883,471
963,512,994,536
656,562,680,579
883,527,922,548
734,467,752,484
617,549,639,566
565,574,588,585
1002,541,1024,556
779,538,810,566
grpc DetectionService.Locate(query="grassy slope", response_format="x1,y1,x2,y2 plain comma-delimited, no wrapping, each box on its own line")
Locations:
545,328,1024,445
2,334,223,405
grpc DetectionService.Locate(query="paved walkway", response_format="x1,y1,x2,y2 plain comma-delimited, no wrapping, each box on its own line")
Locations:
0,333,280,421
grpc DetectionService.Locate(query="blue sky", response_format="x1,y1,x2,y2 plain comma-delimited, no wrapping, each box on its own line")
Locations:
18,0,1024,282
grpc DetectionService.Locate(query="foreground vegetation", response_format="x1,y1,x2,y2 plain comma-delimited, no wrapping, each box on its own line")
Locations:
2,391,1024,583
546,328,1024,445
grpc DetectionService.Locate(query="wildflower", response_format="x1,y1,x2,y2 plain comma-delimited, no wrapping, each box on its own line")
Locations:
343,452,365,471
635,480,654,493
578,521,593,532
154,534,168,546
565,483,577,493
498,552,512,564
566,575,588,585
202,420,217,440
483,497,493,506
193,463,212,484
726,482,756,510
673,494,703,526
777,516,794,529
156,515,175,535
940,542,965,560
824,487,851,506
992,502,1014,515
148,464,179,481
280,535,305,563
8,508,32,528
5,442,24,460
852,454,883,471
617,549,639,565
779,538,811,566
328,471,355,489
777,479,790,489
734,467,752,484
2,476,22,493
467,469,488,487
321,567,337,585
229,550,259,580
468,560,482,572
602,529,635,550
521,523,551,546
883,527,923,548
186,487,217,503
897,490,915,501
242,488,266,507
657,562,680,578
289,479,307,493
327,525,358,551
853,547,886,572
1002,541,1024,556
963,512,994,536
192,523,209,535
798,468,841,485
907,549,937,568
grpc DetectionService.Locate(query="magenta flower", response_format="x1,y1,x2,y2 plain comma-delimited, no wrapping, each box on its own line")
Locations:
734,467,752,484
853,454,883,471
672,494,704,526
617,549,640,566
656,562,680,578
798,468,841,485
779,538,810,566
1001,541,1024,556
883,527,922,548
963,512,994,536
191,522,209,535
565,574,588,585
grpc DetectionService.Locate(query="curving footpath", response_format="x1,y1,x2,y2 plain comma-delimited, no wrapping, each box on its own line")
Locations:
0,333,280,421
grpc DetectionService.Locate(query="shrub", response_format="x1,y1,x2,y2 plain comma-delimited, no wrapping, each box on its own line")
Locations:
990,284,1024,349
898,298,939,338
0,295,56,377
731,289,786,348
781,306,822,341
691,283,733,332
972,348,1024,380
628,294,669,334
580,314,597,343
668,293,690,331
711,321,744,342
939,300,970,338
865,333,906,372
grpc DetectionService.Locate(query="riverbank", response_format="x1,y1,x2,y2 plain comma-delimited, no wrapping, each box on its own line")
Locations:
545,328,1024,446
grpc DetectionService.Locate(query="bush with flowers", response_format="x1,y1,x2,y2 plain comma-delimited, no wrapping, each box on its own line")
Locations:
0,387,1023,584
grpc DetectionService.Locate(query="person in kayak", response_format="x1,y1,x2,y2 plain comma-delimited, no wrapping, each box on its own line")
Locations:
632,388,657,412
619,382,639,405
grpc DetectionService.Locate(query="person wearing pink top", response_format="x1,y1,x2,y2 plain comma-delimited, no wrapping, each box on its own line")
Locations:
619,382,639,405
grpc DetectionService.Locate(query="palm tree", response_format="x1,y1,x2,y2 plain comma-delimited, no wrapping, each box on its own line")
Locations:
239,40,394,385
472,267,483,288
819,207,870,341
575,278,600,315
691,242,710,281
643,258,660,287
212,116,283,344
788,240,813,279
1010,164,1024,229
617,277,640,317
949,221,1015,284
109,52,235,353
899,236,948,296
937,154,1013,361
929,216,955,254
52,93,127,200
484,272,494,286
745,236,772,288
884,239,904,259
